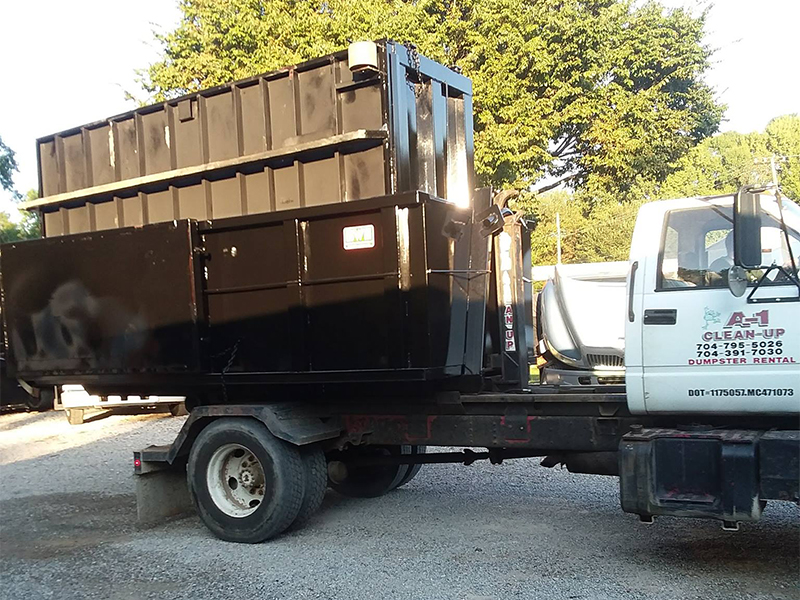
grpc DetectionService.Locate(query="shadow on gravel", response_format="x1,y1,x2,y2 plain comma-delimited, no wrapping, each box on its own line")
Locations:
0,492,139,560
617,517,800,582
0,411,46,432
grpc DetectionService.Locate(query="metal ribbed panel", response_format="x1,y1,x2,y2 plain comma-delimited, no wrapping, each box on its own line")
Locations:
31,42,473,237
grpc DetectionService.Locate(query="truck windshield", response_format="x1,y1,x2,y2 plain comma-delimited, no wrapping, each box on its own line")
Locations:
658,200,800,290
762,195,800,237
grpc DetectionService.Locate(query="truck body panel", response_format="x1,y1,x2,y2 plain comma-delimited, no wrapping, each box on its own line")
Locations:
627,195,800,415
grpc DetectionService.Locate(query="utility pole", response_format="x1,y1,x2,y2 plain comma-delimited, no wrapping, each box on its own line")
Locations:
770,154,779,187
556,212,562,265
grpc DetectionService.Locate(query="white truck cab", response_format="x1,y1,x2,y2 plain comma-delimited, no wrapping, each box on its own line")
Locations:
626,189,800,415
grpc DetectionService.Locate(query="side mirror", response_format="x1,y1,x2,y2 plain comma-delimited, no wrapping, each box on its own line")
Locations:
727,265,748,297
733,187,762,269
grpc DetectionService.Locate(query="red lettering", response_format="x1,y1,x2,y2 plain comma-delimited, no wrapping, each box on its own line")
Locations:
725,312,746,328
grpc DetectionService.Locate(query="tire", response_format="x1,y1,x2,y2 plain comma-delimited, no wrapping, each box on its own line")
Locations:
394,445,426,489
292,445,328,527
25,388,54,412
66,408,85,425
187,418,305,543
328,445,412,498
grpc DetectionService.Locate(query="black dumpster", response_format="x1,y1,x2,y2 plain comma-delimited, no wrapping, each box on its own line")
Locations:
27,41,474,238
1,191,490,398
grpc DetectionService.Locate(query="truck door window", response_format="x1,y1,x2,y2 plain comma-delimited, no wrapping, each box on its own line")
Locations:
658,207,732,290
758,225,800,283
658,205,800,291
705,228,733,285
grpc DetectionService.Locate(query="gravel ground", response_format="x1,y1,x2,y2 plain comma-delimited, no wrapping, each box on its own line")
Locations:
0,409,798,600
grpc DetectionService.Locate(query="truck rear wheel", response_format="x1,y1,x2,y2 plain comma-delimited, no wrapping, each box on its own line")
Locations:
327,445,411,498
292,446,328,527
25,388,54,412
187,418,305,543
394,445,426,488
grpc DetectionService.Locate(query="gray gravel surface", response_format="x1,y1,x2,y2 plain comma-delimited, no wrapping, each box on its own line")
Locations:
0,409,798,600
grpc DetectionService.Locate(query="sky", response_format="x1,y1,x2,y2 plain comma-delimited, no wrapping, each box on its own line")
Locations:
1,0,798,216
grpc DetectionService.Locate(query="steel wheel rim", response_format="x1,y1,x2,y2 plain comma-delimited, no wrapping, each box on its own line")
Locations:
206,443,267,518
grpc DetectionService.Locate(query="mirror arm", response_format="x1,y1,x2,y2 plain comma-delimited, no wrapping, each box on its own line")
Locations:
746,265,800,305
775,191,799,280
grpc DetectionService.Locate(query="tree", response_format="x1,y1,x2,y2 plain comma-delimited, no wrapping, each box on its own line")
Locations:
0,136,40,243
634,114,800,203
0,135,19,198
17,190,42,240
0,190,40,244
0,211,24,244
642,131,771,199
526,115,800,267
522,190,641,266
141,0,723,192
765,114,800,202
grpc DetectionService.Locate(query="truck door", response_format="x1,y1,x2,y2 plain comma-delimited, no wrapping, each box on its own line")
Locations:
635,199,800,414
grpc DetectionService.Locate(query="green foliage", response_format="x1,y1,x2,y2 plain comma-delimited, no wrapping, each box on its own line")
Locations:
0,190,41,244
142,0,722,191
521,190,642,265
635,114,800,204
18,190,41,239
0,135,19,196
765,114,800,202
526,116,800,267
0,136,40,243
0,211,24,244
641,131,771,199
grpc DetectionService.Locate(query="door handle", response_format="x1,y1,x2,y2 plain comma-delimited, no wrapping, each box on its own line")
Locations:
628,261,638,322
643,309,677,325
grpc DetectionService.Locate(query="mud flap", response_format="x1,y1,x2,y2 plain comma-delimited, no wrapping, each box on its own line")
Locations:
619,428,765,526
134,457,193,524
